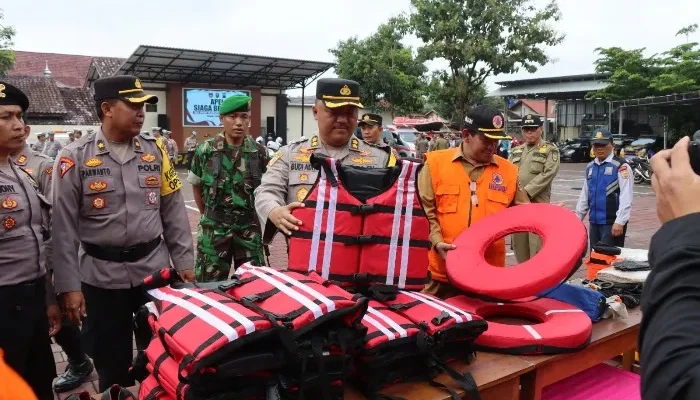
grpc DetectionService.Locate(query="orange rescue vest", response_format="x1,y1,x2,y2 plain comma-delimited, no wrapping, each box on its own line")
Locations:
426,149,518,282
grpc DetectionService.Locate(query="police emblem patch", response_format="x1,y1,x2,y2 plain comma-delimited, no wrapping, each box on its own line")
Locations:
351,157,373,165
135,78,142,89
92,197,106,209
44,167,53,176
3,216,15,230
16,155,27,165
147,191,158,205
492,115,504,129
492,173,504,185
340,85,352,96
89,180,108,192
489,172,507,192
84,158,103,167
296,187,309,202
1,197,17,210
59,157,76,178
145,176,159,186
141,153,156,163
293,154,310,163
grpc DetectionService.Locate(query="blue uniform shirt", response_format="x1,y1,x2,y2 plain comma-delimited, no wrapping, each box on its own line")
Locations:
576,153,633,225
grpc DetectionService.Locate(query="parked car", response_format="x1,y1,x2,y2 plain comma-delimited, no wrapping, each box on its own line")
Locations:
622,136,664,158
611,134,634,156
394,128,418,153
383,129,415,158
559,138,593,163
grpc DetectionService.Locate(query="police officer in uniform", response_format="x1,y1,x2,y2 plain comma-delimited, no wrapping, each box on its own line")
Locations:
44,132,63,158
508,114,560,262
32,132,47,152
0,81,60,400
358,113,400,160
415,133,430,160
13,124,95,392
255,78,395,241
51,75,195,391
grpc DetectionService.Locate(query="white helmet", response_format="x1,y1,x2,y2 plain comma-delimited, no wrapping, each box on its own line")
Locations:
256,136,264,144
276,137,283,144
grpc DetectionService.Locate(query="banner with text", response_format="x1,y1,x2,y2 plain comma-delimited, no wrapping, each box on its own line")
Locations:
183,88,251,127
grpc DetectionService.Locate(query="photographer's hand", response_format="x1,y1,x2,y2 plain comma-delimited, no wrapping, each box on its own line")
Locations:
651,136,700,223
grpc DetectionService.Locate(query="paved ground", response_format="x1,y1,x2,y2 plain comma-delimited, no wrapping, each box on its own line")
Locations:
51,162,660,399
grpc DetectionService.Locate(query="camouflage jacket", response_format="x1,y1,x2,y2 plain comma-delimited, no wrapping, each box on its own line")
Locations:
188,133,268,218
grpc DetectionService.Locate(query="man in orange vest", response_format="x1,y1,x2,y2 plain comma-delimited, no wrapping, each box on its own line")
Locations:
419,105,530,298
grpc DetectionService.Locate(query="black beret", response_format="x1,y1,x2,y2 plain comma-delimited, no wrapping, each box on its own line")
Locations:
0,82,29,112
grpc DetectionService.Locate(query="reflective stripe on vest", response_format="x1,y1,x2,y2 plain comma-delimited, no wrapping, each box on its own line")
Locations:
289,157,430,289
362,300,418,347
231,264,366,334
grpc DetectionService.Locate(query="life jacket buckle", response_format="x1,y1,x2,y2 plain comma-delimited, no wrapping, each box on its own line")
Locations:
431,311,452,326
351,204,377,215
356,235,375,245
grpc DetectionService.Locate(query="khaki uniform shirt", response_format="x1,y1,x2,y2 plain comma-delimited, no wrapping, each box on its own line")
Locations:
0,162,50,286
508,140,560,203
415,138,429,159
431,137,450,151
417,146,530,245
51,129,195,292
185,137,198,152
43,140,63,158
13,144,54,199
254,135,392,243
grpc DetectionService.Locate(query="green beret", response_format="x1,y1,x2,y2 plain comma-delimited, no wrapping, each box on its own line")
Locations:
219,95,251,115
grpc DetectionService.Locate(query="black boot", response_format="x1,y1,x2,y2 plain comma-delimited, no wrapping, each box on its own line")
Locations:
53,358,94,393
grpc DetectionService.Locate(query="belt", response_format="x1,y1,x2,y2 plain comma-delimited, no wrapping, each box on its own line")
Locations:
205,208,254,226
82,237,162,263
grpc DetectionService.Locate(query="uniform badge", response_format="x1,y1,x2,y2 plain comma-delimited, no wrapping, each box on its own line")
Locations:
552,151,559,162
24,168,34,175
134,139,141,151
147,191,158,205
299,173,308,182
539,145,548,153
44,167,53,176
340,85,352,96
145,176,159,186
359,150,372,156
3,216,15,231
296,187,309,202
587,169,593,179
293,154,310,163
1,197,17,210
85,158,103,167
268,151,283,168
141,153,156,163
492,114,504,129
97,140,106,152
135,78,142,89
604,166,613,175
59,157,76,178
619,165,630,179
16,155,27,165
92,197,106,209
89,180,108,192
298,147,314,154
351,157,373,165
350,137,359,150
310,136,319,148
489,172,507,192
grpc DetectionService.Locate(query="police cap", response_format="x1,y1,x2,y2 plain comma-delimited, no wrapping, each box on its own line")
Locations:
591,128,612,145
0,82,29,112
463,105,511,140
316,78,363,109
93,75,157,104
521,114,543,128
358,113,382,127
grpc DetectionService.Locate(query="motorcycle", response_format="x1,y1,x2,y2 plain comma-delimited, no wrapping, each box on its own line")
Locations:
627,156,652,184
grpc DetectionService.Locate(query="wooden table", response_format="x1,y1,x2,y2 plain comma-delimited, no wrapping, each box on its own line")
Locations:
518,308,642,400
344,351,534,400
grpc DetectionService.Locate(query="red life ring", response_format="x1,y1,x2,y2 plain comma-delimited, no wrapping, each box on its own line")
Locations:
447,296,592,355
445,203,587,301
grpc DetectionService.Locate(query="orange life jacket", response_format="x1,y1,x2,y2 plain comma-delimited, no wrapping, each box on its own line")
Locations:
425,149,518,282
0,349,37,400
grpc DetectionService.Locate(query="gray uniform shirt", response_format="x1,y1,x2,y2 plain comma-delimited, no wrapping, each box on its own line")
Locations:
44,140,63,158
51,129,194,292
0,161,50,286
254,134,391,243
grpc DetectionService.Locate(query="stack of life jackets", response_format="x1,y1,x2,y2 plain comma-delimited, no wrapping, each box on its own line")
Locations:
131,267,368,400
288,154,431,292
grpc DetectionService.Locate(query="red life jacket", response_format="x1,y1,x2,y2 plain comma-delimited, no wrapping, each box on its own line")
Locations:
146,285,276,380
139,374,172,400
228,264,368,337
289,155,430,290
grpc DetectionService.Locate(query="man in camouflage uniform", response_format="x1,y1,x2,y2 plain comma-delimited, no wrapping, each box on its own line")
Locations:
188,94,268,281
255,78,394,241
508,114,560,262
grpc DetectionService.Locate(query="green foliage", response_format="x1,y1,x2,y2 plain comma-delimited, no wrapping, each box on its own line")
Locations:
330,18,427,116
408,0,564,127
0,9,15,77
424,71,502,122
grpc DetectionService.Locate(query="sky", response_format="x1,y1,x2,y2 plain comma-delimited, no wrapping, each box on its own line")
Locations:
4,0,700,97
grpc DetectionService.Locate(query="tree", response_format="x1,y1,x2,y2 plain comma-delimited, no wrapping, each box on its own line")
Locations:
0,9,16,77
676,24,698,43
590,47,658,100
330,18,427,117
407,0,564,127
424,71,502,122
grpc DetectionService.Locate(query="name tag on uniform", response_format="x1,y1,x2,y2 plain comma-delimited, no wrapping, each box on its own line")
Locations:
604,166,613,175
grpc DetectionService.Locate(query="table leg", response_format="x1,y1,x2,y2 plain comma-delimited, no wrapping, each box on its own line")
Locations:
519,369,542,400
621,349,635,371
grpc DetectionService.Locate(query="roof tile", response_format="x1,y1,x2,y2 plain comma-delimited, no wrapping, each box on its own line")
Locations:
9,51,93,88
3,75,67,115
